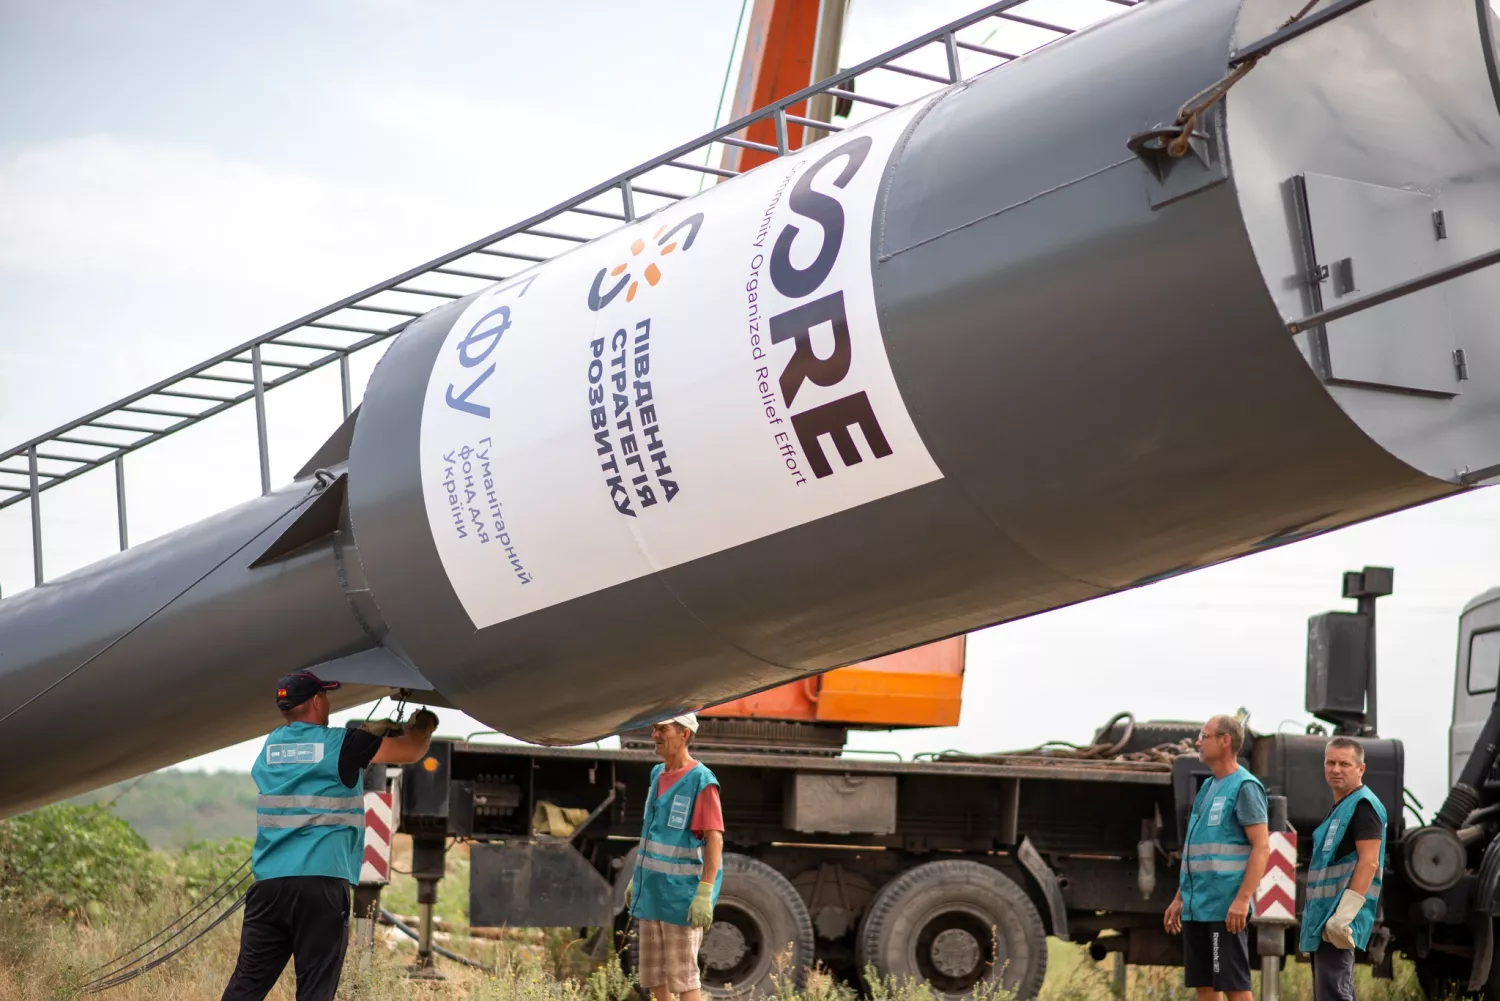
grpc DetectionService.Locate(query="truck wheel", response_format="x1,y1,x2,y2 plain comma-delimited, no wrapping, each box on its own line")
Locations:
857,860,1047,1000
629,853,815,999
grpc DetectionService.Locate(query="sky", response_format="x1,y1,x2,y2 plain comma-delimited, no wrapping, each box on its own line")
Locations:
1,0,1497,817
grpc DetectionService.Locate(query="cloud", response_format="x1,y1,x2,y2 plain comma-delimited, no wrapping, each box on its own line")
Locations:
0,134,452,297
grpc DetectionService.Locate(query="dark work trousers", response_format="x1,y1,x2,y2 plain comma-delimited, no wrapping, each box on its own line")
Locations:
222,876,351,1001
1312,941,1355,1001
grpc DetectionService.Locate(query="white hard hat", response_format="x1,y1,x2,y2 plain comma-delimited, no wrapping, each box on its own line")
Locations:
668,713,700,733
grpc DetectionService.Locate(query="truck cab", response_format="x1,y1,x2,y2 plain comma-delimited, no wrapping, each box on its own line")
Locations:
1451,588,1500,784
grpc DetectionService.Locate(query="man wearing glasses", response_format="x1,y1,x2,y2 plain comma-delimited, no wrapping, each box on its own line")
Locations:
1164,715,1270,1001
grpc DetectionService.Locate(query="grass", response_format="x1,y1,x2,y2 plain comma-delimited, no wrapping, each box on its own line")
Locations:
0,833,1433,1001
1036,937,1426,1001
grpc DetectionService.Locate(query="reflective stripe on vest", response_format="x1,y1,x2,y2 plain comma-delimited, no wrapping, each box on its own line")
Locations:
642,839,703,861
257,813,366,830
257,794,364,810
1180,766,1264,922
1299,786,1388,953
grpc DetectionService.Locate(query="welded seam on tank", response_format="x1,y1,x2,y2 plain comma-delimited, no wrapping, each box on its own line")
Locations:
0,485,324,726
877,157,1137,263
870,89,1121,596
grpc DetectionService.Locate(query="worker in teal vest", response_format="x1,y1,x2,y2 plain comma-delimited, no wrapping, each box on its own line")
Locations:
1299,736,1387,1001
221,671,438,1001
625,713,725,1001
1164,714,1270,1001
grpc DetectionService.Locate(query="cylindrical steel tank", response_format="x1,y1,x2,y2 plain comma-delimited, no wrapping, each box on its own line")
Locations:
2,0,1497,814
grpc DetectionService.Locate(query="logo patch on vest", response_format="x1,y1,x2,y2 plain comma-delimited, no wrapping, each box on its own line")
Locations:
1208,796,1227,826
668,794,691,830
266,742,324,765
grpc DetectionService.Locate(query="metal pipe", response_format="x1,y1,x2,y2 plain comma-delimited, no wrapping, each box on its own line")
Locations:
1260,795,1290,1001
944,31,963,82
119,405,201,419
346,304,424,318
668,160,738,179
1287,245,1500,334
625,183,686,201
875,61,952,85
1360,590,1379,736
619,178,636,223
993,10,1072,34
305,321,394,336
430,268,507,283
784,113,843,132
340,355,353,420
805,0,850,145
825,88,898,109
28,446,42,586
957,39,1018,60
1262,956,1281,1001
390,286,462,300
252,345,271,496
521,228,589,243
115,457,128,551
473,248,547,262
1231,0,1378,66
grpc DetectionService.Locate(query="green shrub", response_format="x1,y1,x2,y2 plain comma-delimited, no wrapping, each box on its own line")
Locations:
171,836,253,899
0,803,160,919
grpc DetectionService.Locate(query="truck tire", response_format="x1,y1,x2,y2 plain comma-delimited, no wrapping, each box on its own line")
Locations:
1092,719,1202,756
630,853,815,1000
857,860,1047,1000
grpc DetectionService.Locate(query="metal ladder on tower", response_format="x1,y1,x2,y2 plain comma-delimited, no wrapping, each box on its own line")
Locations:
0,0,1136,592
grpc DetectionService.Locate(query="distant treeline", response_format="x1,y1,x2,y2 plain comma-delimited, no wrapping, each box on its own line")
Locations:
67,770,255,849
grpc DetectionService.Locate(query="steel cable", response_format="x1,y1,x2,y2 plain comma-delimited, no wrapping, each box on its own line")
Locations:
80,887,250,994
84,859,251,978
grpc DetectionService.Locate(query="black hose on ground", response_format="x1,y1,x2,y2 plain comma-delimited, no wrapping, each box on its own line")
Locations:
377,908,496,973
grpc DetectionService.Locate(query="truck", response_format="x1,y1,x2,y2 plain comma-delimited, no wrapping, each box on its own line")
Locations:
365,567,1500,1000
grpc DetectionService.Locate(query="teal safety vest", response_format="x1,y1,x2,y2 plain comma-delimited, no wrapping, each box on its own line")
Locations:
1299,785,1387,953
251,722,365,884
630,761,723,925
1181,766,1265,921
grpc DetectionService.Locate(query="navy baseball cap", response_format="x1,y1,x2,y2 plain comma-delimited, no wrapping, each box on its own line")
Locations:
275,671,340,710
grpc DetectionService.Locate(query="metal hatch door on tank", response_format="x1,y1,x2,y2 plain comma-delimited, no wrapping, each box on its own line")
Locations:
703,636,965,729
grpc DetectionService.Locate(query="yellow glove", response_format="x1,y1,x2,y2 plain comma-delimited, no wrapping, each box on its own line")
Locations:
625,879,634,909
1322,889,1364,950
688,881,714,929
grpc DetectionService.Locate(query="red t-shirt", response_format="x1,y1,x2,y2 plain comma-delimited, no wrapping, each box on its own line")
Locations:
652,763,724,839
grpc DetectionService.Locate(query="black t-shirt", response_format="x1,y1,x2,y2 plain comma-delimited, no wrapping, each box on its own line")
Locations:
1334,798,1384,860
338,729,384,788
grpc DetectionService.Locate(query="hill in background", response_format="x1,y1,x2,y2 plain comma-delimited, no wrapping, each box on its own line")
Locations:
67,770,255,848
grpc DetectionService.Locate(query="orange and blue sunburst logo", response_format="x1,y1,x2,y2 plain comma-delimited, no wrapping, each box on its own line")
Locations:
587,213,704,311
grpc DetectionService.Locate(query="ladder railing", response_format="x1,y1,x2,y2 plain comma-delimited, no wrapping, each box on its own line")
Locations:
0,0,1134,587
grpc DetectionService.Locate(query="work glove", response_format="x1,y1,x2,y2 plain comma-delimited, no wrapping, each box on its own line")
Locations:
688,881,714,929
624,879,634,909
1322,889,1365,950
410,709,439,733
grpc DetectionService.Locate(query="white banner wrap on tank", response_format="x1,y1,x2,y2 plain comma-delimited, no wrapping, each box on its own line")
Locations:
419,99,942,629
